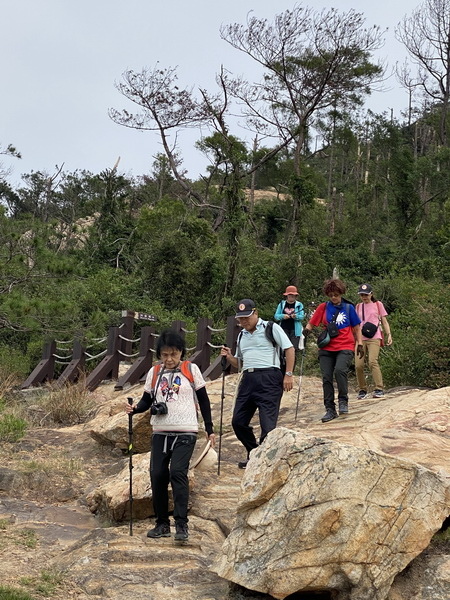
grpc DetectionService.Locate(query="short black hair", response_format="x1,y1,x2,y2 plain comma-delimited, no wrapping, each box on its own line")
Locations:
156,329,186,359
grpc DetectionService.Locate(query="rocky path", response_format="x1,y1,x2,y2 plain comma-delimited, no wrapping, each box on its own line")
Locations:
0,376,448,599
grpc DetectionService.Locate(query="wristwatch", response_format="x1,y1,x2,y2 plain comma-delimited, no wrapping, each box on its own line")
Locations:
285,371,293,377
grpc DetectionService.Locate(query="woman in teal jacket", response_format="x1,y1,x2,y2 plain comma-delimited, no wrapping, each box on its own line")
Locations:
274,285,304,352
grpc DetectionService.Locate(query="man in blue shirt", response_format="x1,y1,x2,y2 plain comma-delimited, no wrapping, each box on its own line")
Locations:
221,299,294,468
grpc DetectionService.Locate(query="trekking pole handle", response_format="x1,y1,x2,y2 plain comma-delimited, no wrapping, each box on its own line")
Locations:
221,354,228,372
127,397,133,436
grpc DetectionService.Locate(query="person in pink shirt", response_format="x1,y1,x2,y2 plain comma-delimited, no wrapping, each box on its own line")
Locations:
355,283,393,399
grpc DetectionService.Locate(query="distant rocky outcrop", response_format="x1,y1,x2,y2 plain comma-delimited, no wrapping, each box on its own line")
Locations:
212,427,450,600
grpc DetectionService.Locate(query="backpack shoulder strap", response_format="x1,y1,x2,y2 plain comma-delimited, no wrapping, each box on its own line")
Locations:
180,360,194,383
264,321,277,347
151,363,162,390
376,301,382,321
236,330,243,355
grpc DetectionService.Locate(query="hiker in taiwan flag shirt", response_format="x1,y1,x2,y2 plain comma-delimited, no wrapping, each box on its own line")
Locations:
303,279,363,423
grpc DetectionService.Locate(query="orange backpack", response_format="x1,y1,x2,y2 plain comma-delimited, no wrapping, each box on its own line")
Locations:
150,360,195,392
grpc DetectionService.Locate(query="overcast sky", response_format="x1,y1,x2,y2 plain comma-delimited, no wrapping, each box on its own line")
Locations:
1,0,419,187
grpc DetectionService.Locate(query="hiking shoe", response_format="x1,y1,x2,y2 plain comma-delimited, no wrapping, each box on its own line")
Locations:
174,522,189,541
321,409,338,423
238,459,249,469
373,389,385,398
338,399,348,415
357,390,367,400
147,523,171,538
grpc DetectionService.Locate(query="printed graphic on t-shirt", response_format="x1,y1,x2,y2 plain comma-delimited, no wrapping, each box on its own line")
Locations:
334,309,349,328
281,302,296,333
160,375,182,401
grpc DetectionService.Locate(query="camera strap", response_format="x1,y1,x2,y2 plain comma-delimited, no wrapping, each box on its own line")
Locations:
151,366,167,399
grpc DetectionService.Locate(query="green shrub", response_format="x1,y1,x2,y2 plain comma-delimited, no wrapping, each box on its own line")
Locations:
19,570,64,597
0,414,27,442
377,277,449,389
0,586,36,600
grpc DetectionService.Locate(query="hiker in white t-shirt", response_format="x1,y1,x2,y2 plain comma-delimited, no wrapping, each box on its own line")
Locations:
126,330,215,541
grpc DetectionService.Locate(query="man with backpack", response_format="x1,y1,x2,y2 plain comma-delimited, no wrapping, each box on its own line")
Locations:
220,299,294,469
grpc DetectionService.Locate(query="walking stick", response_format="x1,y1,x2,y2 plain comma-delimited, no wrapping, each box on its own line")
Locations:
295,347,306,422
217,355,227,476
127,397,134,536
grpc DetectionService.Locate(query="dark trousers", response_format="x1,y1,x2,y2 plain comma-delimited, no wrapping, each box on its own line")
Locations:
150,433,196,526
318,350,354,409
232,369,283,457
282,330,301,371
284,329,301,350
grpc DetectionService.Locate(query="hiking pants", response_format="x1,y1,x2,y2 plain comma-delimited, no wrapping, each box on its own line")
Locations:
232,368,283,457
318,349,354,410
355,339,383,391
150,433,196,526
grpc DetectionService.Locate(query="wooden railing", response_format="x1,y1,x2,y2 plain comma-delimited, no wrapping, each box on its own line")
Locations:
21,311,241,391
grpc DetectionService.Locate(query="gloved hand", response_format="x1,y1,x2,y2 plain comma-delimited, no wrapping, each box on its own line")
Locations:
357,344,364,359
303,329,311,339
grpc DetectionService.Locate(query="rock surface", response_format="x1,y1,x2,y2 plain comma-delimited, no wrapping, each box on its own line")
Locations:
86,451,153,521
89,391,152,454
212,427,449,600
387,549,450,600
0,376,448,600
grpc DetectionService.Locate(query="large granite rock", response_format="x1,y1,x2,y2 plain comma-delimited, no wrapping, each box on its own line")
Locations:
88,395,152,454
86,451,155,521
212,427,450,600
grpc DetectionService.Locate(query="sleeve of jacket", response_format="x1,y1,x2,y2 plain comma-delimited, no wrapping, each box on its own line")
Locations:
132,391,153,414
274,301,285,322
196,386,214,435
294,302,304,321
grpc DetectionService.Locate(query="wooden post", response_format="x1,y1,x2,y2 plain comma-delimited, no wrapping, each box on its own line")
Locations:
57,339,86,386
170,320,186,337
115,326,155,390
85,327,120,391
203,316,240,380
21,340,57,389
189,317,212,372
120,310,135,363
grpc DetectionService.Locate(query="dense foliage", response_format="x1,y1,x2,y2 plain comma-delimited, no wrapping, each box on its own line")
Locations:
0,3,448,390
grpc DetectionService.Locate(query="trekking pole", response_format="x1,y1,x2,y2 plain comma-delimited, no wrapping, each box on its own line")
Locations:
217,354,227,476
295,346,306,422
127,397,134,536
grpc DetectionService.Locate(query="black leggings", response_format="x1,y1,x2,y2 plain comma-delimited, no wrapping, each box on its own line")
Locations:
150,433,196,526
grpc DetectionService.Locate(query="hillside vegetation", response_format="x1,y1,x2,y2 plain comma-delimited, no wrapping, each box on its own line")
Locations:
0,3,448,391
